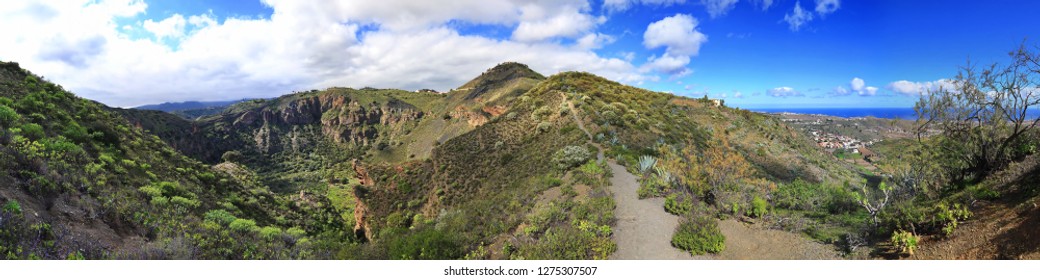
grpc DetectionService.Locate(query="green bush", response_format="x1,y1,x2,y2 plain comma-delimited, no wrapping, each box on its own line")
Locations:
259,226,283,240
536,121,552,133
387,228,463,260
750,196,768,218
935,202,972,236
672,217,725,255
229,218,259,233
551,145,592,170
531,106,552,121
170,196,200,208
2,200,21,215
20,123,44,140
204,209,237,226
0,104,19,127
890,230,918,256
664,194,692,216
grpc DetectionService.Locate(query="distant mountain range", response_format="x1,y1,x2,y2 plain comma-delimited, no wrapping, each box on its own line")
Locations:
135,99,258,120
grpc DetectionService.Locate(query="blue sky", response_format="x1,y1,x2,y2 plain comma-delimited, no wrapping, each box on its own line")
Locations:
1,0,1038,108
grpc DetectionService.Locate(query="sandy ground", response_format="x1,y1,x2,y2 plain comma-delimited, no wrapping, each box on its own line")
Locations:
607,161,697,260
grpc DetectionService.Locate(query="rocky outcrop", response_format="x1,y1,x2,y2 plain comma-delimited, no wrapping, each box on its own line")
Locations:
482,105,508,117
449,106,489,127
230,94,425,154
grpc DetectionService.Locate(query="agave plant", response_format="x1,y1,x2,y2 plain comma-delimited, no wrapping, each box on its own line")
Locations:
638,155,657,174
655,166,673,185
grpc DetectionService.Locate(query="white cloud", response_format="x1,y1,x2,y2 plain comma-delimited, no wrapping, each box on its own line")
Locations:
143,13,187,40
783,1,814,31
642,14,707,77
511,4,598,42
641,54,691,76
733,91,744,98
863,86,878,96
643,14,708,57
188,13,217,28
754,0,774,11
576,33,615,49
702,0,740,18
887,79,958,96
850,77,865,92
814,0,840,17
643,14,707,57
767,86,803,97
831,86,850,96
834,77,878,96
0,0,649,107
604,0,687,12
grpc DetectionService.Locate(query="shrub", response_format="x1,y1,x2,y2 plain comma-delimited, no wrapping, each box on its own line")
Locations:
387,228,462,260
204,209,237,226
2,200,21,215
20,123,44,140
0,104,19,127
890,230,918,256
552,145,592,170
935,202,972,236
286,227,307,238
536,121,552,133
259,226,283,240
229,219,259,233
750,196,768,218
577,161,603,176
672,217,725,255
170,196,200,208
150,196,170,206
137,186,163,197
531,106,552,121
221,151,243,163
664,194,692,216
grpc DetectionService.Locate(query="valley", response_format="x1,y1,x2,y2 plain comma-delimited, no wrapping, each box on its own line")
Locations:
1,59,1038,260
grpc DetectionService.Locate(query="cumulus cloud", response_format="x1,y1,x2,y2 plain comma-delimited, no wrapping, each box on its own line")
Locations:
643,14,708,57
641,14,707,77
887,79,958,96
511,4,599,42
767,86,803,97
603,0,687,13
575,33,616,50
832,77,878,96
702,0,740,18
0,0,647,107
783,1,814,31
143,13,187,40
814,0,840,17
642,54,691,76
850,77,865,92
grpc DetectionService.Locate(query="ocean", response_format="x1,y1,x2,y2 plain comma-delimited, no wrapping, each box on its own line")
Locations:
746,108,920,119
746,108,1040,120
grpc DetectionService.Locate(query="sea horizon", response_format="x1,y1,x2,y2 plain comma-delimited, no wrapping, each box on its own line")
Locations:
745,107,1040,120
745,107,920,119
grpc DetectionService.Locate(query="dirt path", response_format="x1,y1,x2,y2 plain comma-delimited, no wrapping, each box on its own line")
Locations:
563,95,838,260
607,161,698,259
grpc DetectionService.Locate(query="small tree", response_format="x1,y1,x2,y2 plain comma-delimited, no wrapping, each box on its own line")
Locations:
853,180,891,228
915,41,1040,181
221,150,243,163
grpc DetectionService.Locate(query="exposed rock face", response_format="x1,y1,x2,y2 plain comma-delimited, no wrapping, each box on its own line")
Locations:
230,94,425,154
449,106,489,127
482,105,508,117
